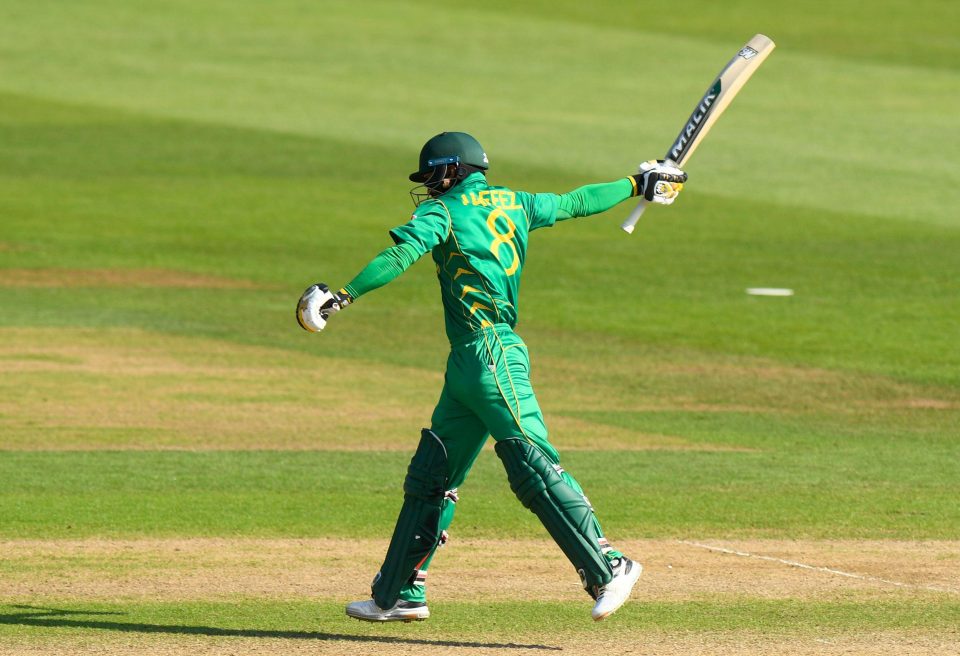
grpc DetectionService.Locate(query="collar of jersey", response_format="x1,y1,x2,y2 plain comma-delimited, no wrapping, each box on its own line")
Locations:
445,171,487,195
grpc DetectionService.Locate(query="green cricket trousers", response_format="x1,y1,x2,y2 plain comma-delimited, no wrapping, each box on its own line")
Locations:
398,323,615,602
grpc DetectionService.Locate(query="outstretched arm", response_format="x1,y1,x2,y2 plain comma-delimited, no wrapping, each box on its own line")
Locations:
296,242,422,333
342,242,421,300
556,178,635,221
297,203,448,333
527,163,686,230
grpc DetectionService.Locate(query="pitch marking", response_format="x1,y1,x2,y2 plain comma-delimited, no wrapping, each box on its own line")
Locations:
679,540,960,595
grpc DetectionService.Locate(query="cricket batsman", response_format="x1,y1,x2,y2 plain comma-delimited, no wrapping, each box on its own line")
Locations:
297,132,686,622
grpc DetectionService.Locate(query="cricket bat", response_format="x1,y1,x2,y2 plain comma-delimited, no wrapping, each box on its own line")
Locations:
621,34,776,234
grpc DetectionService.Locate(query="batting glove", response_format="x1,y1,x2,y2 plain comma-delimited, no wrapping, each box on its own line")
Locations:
631,160,687,205
296,283,352,332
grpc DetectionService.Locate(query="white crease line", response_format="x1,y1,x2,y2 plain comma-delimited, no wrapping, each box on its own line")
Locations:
678,540,960,595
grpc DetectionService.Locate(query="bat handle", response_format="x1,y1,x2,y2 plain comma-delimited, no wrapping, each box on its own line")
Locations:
620,199,649,234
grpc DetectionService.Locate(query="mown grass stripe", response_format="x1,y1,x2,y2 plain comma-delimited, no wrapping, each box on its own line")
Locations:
1,450,959,540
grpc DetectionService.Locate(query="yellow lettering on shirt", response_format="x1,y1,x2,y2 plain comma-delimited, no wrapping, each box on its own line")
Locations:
461,190,520,210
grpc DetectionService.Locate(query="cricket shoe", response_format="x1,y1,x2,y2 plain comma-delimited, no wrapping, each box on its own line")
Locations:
591,556,642,621
345,599,430,622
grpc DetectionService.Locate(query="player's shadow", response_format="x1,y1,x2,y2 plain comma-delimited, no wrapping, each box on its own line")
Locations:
0,605,561,651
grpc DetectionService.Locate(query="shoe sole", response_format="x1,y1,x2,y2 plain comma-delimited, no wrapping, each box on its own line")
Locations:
346,609,430,623
592,563,643,622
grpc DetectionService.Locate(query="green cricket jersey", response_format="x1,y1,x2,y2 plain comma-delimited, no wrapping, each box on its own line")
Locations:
342,171,635,341
389,172,557,340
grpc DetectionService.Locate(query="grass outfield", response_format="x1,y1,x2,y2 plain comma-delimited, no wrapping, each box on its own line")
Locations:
1,0,959,654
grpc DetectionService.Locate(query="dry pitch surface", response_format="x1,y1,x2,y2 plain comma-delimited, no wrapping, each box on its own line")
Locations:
1,538,958,655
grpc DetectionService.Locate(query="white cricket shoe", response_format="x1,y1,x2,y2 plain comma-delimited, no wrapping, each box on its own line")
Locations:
591,556,642,621
345,599,430,622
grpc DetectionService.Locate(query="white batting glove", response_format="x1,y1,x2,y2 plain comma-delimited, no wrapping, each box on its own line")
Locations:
296,283,351,332
633,160,687,205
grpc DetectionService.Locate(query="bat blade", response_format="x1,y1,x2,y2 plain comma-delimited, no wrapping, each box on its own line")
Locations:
622,34,775,234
